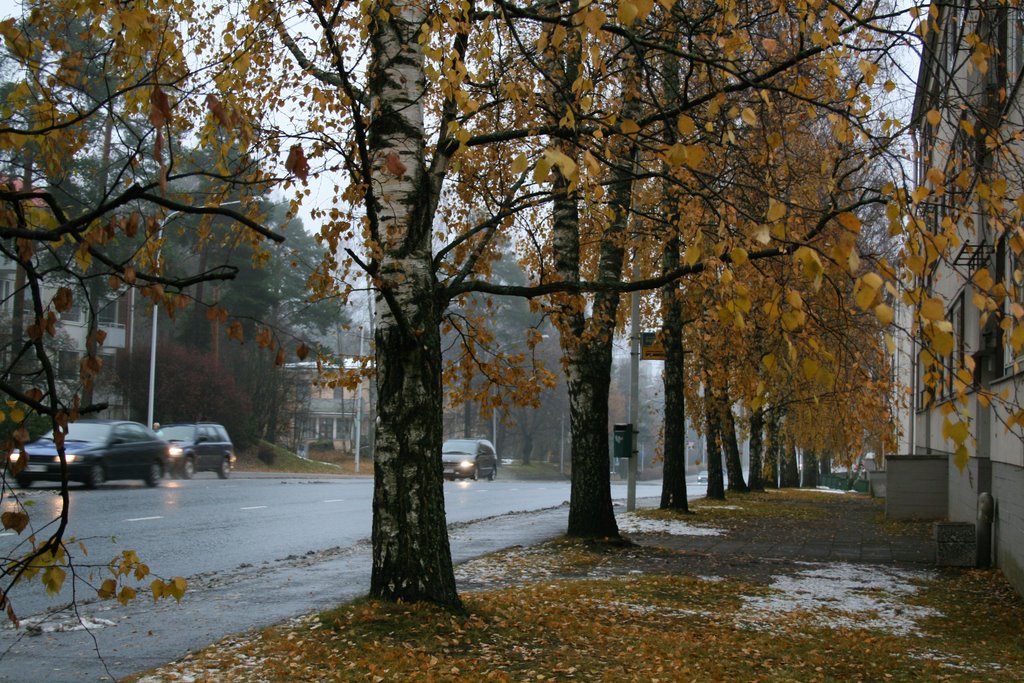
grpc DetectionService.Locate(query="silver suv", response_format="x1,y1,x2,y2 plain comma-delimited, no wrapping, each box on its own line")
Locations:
157,423,235,479
441,438,498,481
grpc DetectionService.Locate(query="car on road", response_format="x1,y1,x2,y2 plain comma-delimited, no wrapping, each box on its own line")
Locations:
442,438,498,481
156,423,236,479
697,470,708,484
10,420,168,489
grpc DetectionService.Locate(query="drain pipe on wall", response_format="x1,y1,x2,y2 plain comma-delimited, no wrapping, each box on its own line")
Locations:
977,491,994,568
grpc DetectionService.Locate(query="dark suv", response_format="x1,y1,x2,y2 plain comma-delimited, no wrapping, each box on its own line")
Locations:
157,423,235,479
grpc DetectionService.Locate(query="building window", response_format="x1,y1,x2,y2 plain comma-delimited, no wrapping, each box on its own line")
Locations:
0,277,11,313
1005,240,1024,372
63,300,84,324
97,300,119,326
1010,8,1024,80
947,293,965,397
58,350,79,380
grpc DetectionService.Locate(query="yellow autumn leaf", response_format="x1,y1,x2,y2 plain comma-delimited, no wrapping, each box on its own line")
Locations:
684,244,702,266
617,0,638,25
510,153,528,175
973,268,994,290
730,247,748,266
168,576,188,602
684,144,706,168
43,566,66,596
766,199,786,222
920,297,945,321
543,148,578,181
836,211,861,232
874,303,895,325
781,310,805,331
117,586,137,607
802,358,819,380
533,156,551,183
741,107,757,125
931,330,954,356
633,0,654,19
795,246,822,278
953,444,970,472
926,109,940,126
677,114,695,135
98,578,117,600
905,254,926,276
620,119,640,134
942,417,969,444
855,282,877,310
1011,324,1024,353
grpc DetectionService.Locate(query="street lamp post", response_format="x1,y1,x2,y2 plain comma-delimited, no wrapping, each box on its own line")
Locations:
146,201,241,429
354,327,364,473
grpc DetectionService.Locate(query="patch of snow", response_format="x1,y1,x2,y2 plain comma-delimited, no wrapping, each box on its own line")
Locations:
814,487,852,495
699,575,725,583
456,546,561,586
20,615,117,633
618,512,725,536
591,598,713,620
739,563,938,636
912,649,1005,673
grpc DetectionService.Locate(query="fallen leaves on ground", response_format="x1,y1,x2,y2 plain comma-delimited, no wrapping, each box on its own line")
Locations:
129,490,1024,682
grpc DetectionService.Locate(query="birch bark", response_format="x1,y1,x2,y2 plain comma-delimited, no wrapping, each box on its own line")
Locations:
366,2,459,607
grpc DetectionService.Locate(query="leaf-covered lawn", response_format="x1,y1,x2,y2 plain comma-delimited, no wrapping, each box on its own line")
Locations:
131,490,1024,682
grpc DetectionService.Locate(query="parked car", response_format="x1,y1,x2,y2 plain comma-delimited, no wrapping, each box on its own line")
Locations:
697,470,708,485
9,420,168,489
156,423,236,479
441,438,498,481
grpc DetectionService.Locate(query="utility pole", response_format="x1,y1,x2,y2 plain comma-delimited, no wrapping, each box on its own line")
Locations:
627,251,640,512
354,327,363,473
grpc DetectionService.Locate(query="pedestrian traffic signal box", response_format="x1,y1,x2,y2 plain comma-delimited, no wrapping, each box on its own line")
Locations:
613,423,633,459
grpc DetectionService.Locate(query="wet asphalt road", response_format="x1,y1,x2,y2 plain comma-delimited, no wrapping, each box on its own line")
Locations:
0,474,664,682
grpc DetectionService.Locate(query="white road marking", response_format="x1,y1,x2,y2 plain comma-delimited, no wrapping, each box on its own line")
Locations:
323,499,345,503
0,531,15,537
125,516,163,522
240,506,267,510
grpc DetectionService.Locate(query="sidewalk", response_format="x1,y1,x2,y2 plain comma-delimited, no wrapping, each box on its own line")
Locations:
631,490,934,567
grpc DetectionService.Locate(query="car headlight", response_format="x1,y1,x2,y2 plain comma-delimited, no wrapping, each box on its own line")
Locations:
168,446,183,457
64,454,78,463
8,452,20,463
460,460,473,468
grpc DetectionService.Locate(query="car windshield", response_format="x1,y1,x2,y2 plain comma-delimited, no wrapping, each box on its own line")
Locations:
43,423,112,442
158,426,195,440
442,440,477,455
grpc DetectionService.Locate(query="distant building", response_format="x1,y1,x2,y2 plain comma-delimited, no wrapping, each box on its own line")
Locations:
282,360,371,456
0,251,138,417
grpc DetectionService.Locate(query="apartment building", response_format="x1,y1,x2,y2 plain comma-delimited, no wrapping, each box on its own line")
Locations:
911,0,1024,591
